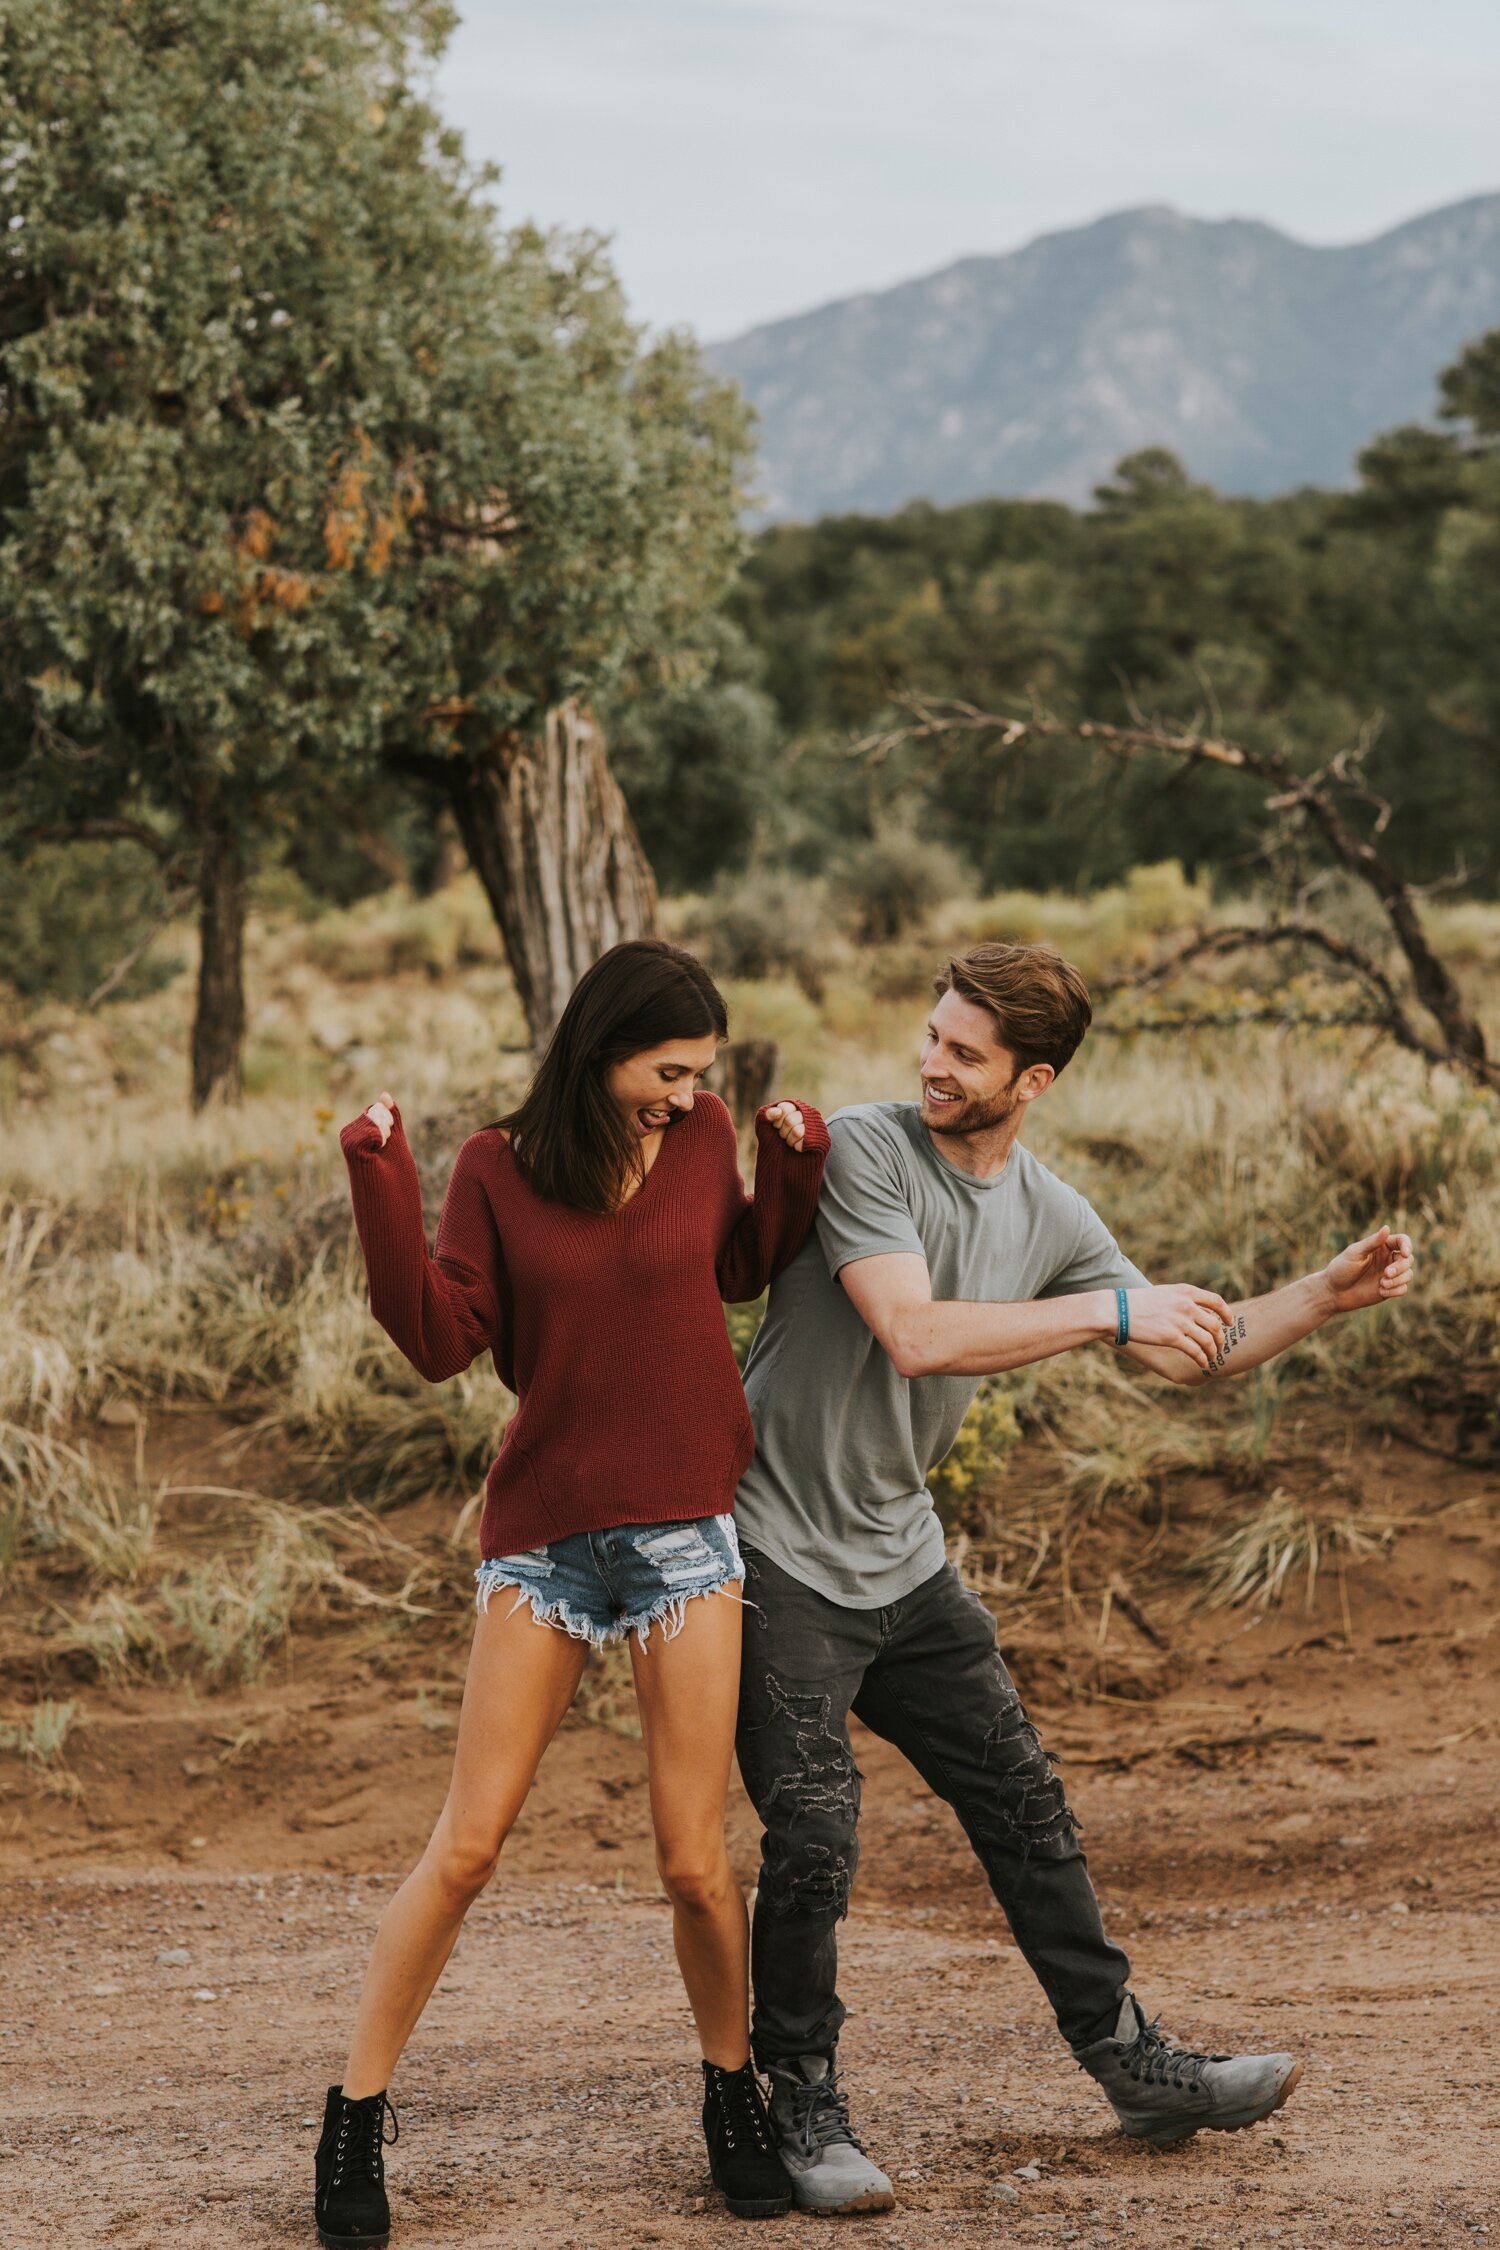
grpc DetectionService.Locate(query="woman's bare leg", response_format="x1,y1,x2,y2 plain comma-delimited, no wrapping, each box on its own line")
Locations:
341,1599,588,2097
629,1587,750,2069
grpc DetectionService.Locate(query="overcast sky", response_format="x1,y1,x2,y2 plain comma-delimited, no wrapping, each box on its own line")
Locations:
434,0,1500,342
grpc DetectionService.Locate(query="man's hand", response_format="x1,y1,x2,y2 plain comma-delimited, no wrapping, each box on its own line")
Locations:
1122,1284,1235,1370
1320,1226,1415,1314
764,1101,807,1151
364,1090,396,1147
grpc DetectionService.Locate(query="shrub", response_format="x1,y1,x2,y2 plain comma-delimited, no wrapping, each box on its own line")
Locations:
157,1508,340,1685
960,861,1213,982
1196,1489,1393,1610
301,877,502,984
64,1591,166,1681
0,1697,79,1768
1296,1076,1495,1214
0,842,184,1006
256,1260,513,1507
928,1381,1023,1526
1425,898,1500,965
610,647,781,893
830,825,971,945
715,977,828,1102
684,869,839,1000
724,1296,766,1371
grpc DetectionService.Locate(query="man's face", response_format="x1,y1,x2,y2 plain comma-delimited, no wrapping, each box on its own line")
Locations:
919,987,1051,1136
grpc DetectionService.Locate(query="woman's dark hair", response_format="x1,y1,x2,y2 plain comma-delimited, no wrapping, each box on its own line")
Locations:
501,940,729,1212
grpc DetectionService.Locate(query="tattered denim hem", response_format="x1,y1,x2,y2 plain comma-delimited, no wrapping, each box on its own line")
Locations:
473,1561,746,1653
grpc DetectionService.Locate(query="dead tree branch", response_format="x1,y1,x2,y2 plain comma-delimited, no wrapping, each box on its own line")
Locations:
1093,922,1398,1001
856,698,1495,1088
22,817,181,868
1092,1003,1399,1042
1091,923,1461,1068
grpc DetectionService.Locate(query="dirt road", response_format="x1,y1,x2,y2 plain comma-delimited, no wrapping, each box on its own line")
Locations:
4,1474,1497,2249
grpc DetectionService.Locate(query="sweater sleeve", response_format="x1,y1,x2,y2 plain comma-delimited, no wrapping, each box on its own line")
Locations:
340,1107,504,1383
715,1100,831,1304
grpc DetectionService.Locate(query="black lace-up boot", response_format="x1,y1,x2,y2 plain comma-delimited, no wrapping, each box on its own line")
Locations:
701,2060,794,2218
314,2085,398,2247
1075,1995,1301,2146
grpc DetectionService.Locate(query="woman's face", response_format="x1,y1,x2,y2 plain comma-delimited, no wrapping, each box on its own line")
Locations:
605,1036,721,1139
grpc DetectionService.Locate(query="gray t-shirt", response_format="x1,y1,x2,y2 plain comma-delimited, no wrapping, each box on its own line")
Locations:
737,1101,1147,1608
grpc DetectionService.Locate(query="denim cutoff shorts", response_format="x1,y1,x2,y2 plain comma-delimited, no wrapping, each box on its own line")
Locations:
474,1513,744,1650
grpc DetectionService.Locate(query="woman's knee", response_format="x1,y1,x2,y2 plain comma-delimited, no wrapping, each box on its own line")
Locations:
656,1846,735,1917
428,1818,509,1903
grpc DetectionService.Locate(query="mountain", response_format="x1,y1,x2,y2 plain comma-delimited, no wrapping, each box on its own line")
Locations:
705,195,1500,520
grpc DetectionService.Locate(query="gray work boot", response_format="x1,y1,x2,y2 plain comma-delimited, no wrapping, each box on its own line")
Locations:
766,2055,896,2214
1075,1995,1301,2147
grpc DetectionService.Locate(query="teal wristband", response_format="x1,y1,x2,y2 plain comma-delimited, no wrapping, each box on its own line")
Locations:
1113,1287,1130,1347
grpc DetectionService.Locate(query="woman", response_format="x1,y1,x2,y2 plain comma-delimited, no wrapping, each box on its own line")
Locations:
314,939,828,2247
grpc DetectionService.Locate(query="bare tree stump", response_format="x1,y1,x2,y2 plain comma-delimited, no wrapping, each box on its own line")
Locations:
705,1038,779,1134
447,699,659,1047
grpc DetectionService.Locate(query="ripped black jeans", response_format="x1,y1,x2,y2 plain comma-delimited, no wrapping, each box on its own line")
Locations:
735,1545,1130,2065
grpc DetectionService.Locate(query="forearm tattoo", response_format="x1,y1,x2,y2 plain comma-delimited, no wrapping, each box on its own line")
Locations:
1210,1312,1248,1374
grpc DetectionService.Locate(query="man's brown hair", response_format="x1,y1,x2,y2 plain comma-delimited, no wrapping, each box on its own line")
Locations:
935,942,1093,1076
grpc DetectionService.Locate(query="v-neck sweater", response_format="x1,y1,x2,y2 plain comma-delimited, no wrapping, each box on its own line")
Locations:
340,1092,830,1558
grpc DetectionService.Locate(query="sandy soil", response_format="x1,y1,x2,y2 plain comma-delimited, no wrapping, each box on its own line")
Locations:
3,1444,1498,2250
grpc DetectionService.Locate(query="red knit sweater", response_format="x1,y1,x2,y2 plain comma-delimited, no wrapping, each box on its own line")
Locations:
340,1092,829,1557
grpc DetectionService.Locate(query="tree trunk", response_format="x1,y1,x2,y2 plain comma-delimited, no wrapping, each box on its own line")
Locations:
705,1038,780,1135
191,807,247,1109
447,699,659,1047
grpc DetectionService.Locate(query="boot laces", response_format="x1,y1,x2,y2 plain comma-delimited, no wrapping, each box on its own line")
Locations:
780,2067,867,2157
1119,2015,1228,2091
331,2093,398,2190
714,2066,772,2155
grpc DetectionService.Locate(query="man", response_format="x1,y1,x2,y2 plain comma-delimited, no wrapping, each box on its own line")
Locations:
733,941,1415,2215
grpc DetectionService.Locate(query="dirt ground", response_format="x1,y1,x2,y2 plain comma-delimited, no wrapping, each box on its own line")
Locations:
3,1441,1498,2250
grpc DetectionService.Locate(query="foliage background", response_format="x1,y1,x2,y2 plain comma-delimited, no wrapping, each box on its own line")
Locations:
694,432,1500,901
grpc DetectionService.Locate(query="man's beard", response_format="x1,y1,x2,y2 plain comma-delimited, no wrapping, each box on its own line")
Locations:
922,1081,1021,1137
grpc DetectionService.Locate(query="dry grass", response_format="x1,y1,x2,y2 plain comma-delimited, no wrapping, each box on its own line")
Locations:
0,1695,84,1799
952,860,1215,980
63,1590,167,1682
299,881,503,985
573,1643,645,1740
0,1696,79,1768
0,1418,157,1584
2,868,1497,1709
1194,1487,1394,1612
48,1495,444,1689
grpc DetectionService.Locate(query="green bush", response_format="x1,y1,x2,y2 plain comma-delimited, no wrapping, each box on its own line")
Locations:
961,861,1212,981
928,1380,1023,1527
724,1296,766,1371
830,824,972,944
300,878,502,983
685,869,838,1000
609,620,782,892
0,842,183,1005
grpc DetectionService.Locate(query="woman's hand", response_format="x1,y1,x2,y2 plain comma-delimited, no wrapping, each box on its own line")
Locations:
764,1101,807,1151
364,1090,396,1147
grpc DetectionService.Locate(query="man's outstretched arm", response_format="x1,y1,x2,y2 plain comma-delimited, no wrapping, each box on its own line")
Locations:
838,1254,1236,1378
838,1227,1414,1384
1123,1226,1416,1387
